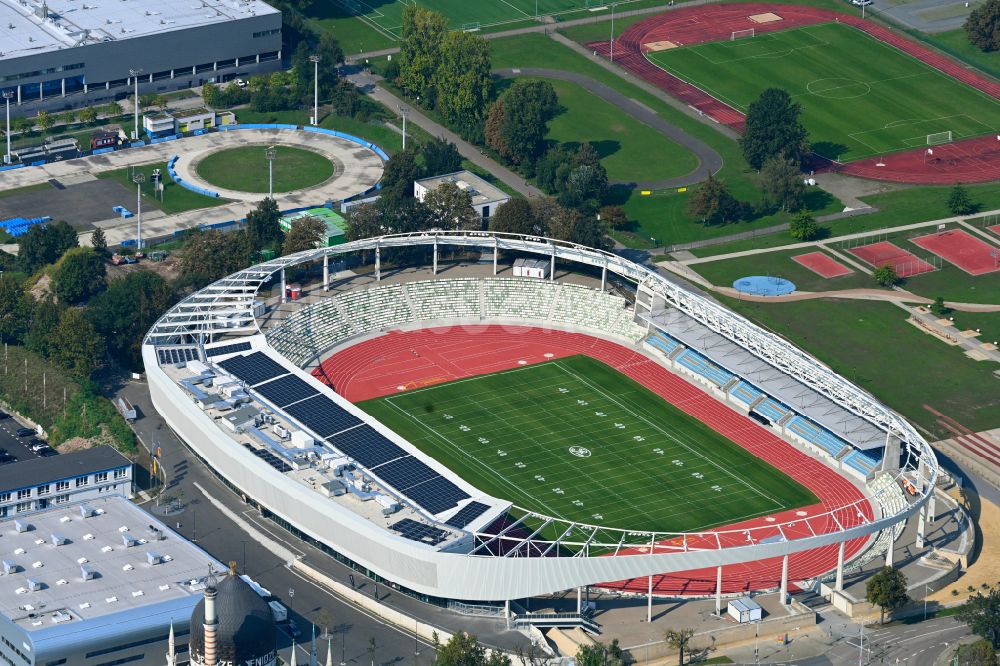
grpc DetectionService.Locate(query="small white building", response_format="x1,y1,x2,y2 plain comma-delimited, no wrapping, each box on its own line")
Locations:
512,258,549,279
728,596,763,623
413,170,510,221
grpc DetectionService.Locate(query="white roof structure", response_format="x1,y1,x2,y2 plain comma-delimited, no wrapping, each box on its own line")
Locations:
0,496,219,630
414,170,510,207
0,0,279,61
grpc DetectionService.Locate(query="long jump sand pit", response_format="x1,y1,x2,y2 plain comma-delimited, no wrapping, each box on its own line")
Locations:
749,12,783,23
644,40,679,52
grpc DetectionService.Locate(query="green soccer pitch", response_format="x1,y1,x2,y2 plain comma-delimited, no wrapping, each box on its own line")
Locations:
646,22,1000,161
359,356,817,533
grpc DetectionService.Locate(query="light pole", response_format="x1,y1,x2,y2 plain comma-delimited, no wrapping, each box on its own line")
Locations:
2,90,12,165
132,172,145,250
265,145,277,199
129,68,143,141
610,3,616,62
398,105,409,150
309,55,320,125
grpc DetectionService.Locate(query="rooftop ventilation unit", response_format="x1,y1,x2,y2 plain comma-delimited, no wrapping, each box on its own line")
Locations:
121,532,137,548
25,578,42,592
145,552,162,566
51,611,71,623
79,505,94,518
51,534,67,546
14,520,31,533
80,565,95,581
2,560,18,574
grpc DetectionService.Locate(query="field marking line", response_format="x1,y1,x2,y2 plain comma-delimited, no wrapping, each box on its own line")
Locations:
497,0,534,19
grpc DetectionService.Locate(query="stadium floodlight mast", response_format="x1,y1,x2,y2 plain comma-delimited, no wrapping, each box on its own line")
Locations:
610,3,616,62
132,172,145,250
398,105,410,150
309,55,321,125
129,68,143,141
265,145,277,199
2,90,13,165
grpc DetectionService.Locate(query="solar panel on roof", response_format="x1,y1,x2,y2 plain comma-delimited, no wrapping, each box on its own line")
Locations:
218,352,288,386
157,347,198,365
405,476,470,515
284,395,362,439
371,456,439,491
206,341,252,357
391,518,448,546
328,425,407,468
254,375,318,408
444,501,491,529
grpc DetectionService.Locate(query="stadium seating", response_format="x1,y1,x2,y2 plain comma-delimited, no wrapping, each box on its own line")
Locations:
674,349,734,388
787,416,851,459
729,381,762,408
841,473,906,575
842,449,882,477
643,330,683,358
267,278,644,367
753,398,792,424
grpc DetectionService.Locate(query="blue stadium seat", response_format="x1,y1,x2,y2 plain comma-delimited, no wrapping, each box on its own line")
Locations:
644,331,682,357
674,349,734,387
787,416,848,458
753,398,791,424
843,449,880,476
730,381,762,407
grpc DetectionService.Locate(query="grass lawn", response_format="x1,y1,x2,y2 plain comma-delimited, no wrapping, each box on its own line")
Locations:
720,297,1000,435
195,146,335,193
235,108,412,155
920,28,1000,83
647,23,1000,161
947,310,1000,346
691,247,879,293
360,355,816,533
97,162,228,215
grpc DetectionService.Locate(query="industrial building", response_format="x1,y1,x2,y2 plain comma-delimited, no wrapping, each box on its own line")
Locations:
413,171,510,221
0,0,282,116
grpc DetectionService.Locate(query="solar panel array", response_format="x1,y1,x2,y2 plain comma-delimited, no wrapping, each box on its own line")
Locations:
243,443,292,473
206,341,253,358
254,375,318,408
285,395,362,439
444,501,491,529
330,425,408,468
391,518,448,546
218,352,288,386
157,348,199,365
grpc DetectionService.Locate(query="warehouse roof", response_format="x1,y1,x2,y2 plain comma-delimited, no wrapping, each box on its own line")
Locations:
0,446,130,494
0,0,279,62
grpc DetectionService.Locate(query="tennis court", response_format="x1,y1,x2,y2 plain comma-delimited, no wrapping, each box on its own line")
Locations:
847,241,936,277
792,252,854,278
911,229,1000,275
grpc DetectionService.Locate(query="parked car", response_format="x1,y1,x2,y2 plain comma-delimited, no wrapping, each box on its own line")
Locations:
16,427,35,437
0,454,17,464
38,448,57,457
0,411,10,419
30,441,48,453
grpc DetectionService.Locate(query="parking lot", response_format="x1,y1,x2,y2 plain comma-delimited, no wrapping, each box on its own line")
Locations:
0,412,57,464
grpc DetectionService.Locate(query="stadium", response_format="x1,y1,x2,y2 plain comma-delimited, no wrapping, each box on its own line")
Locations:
142,231,938,608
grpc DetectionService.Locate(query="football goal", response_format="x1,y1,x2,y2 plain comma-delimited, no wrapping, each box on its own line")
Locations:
927,130,953,146
461,21,481,31
731,28,755,40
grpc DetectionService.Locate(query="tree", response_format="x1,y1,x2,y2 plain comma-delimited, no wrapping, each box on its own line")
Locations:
760,156,806,212
740,88,809,170
559,163,608,214
380,147,423,201
11,116,32,135
245,197,282,253
789,211,821,241
18,221,79,274
52,247,106,304
930,296,949,316
49,308,104,379
422,137,462,177
345,201,385,242
177,229,252,289
0,276,26,344
433,30,493,140
88,270,177,368
965,0,1000,52
78,106,98,125
664,628,695,666
575,641,625,666
486,79,559,166
948,184,977,215
398,5,448,104
489,199,541,236
24,297,62,358
686,174,746,226
102,101,122,119
959,585,1000,649
866,566,909,623
202,82,221,108
434,632,511,666
546,204,609,250
282,215,327,255
873,263,901,287
599,205,629,230
91,227,108,255
955,639,1000,665
423,182,478,230
35,110,53,132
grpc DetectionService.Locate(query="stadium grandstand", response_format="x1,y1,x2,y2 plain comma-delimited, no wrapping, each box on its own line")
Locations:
142,231,937,619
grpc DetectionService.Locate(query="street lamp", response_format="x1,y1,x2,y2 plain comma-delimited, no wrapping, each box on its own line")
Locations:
2,90,13,165
309,55,320,126
132,172,145,250
265,145,277,199
398,105,409,150
129,68,143,141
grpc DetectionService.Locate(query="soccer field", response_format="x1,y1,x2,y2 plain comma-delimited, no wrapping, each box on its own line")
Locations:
646,23,1000,161
359,356,817,534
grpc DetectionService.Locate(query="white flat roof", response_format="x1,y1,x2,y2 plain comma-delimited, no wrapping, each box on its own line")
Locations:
415,170,510,206
0,496,220,630
0,0,279,61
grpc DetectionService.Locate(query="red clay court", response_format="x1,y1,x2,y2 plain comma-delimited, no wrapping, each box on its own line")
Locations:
315,325,872,595
847,241,936,277
911,229,1000,275
792,252,853,278
588,3,1000,184
990,224,1000,237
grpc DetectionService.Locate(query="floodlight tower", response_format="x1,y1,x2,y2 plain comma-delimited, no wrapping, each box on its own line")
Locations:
129,68,143,140
2,90,13,165
398,105,410,150
132,172,146,250
310,55,321,125
265,145,277,199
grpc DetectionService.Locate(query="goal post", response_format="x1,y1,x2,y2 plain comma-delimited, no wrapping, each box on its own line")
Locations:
731,28,755,40
926,130,953,146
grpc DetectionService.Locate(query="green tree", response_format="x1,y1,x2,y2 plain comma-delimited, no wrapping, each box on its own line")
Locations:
958,585,1000,648
760,156,806,212
35,111,53,132
664,628,695,666
686,174,745,226
398,6,448,105
546,204,609,250
423,182,478,230
78,106,98,125
0,276,26,344
11,116,32,135
740,88,809,170
177,229,252,289
955,638,1000,665
433,30,492,140
91,227,108,255
486,79,558,166
488,199,541,236
434,632,510,666
102,101,122,118
421,137,462,177
789,211,821,241
948,184,977,215
575,640,625,666
558,163,608,214
49,308,104,379
345,201,384,242
866,566,909,623
930,296,949,316
282,215,327,255
245,197,282,253
202,82,221,108
52,247,106,304
965,0,1000,52
599,205,629,230
873,263,901,287
17,221,79,274
24,297,62,358
88,270,177,368
380,146,423,201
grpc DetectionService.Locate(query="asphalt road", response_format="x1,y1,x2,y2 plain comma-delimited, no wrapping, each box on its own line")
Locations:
0,412,54,464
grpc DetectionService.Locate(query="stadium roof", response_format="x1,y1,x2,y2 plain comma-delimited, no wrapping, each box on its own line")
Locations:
0,496,219,630
0,446,130,494
0,0,279,61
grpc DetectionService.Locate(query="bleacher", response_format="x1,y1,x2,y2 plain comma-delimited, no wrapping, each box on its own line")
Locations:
0,216,50,237
843,448,881,477
545,282,643,341
674,349,734,388
839,473,907,576
753,398,791,424
729,380,762,408
643,330,682,358
787,416,850,458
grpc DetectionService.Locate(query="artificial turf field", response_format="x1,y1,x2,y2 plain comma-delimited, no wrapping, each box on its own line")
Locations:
359,355,817,533
195,145,335,193
646,22,1000,161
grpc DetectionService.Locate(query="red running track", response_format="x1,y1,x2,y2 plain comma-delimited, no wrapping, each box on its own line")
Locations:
910,229,1000,275
314,325,874,595
792,251,854,278
588,3,1000,184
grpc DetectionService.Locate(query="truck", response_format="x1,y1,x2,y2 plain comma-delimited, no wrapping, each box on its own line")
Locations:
267,600,288,623
115,397,137,422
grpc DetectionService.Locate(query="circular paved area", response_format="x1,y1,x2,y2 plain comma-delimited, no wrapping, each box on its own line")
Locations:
172,128,383,204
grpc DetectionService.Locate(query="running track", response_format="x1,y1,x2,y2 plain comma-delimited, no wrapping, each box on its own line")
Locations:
588,3,1000,184
314,326,874,595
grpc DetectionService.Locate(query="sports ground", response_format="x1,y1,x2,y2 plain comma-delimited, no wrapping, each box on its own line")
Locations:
359,355,817,534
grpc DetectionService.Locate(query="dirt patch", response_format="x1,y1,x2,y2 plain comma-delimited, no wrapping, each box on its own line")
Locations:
927,486,1000,604
29,274,52,300
105,257,180,282
644,40,679,52
749,12,784,23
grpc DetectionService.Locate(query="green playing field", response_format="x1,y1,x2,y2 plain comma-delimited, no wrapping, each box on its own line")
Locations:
646,22,1000,161
359,355,816,533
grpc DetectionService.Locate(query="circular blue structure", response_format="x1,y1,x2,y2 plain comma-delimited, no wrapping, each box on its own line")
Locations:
732,275,796,297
